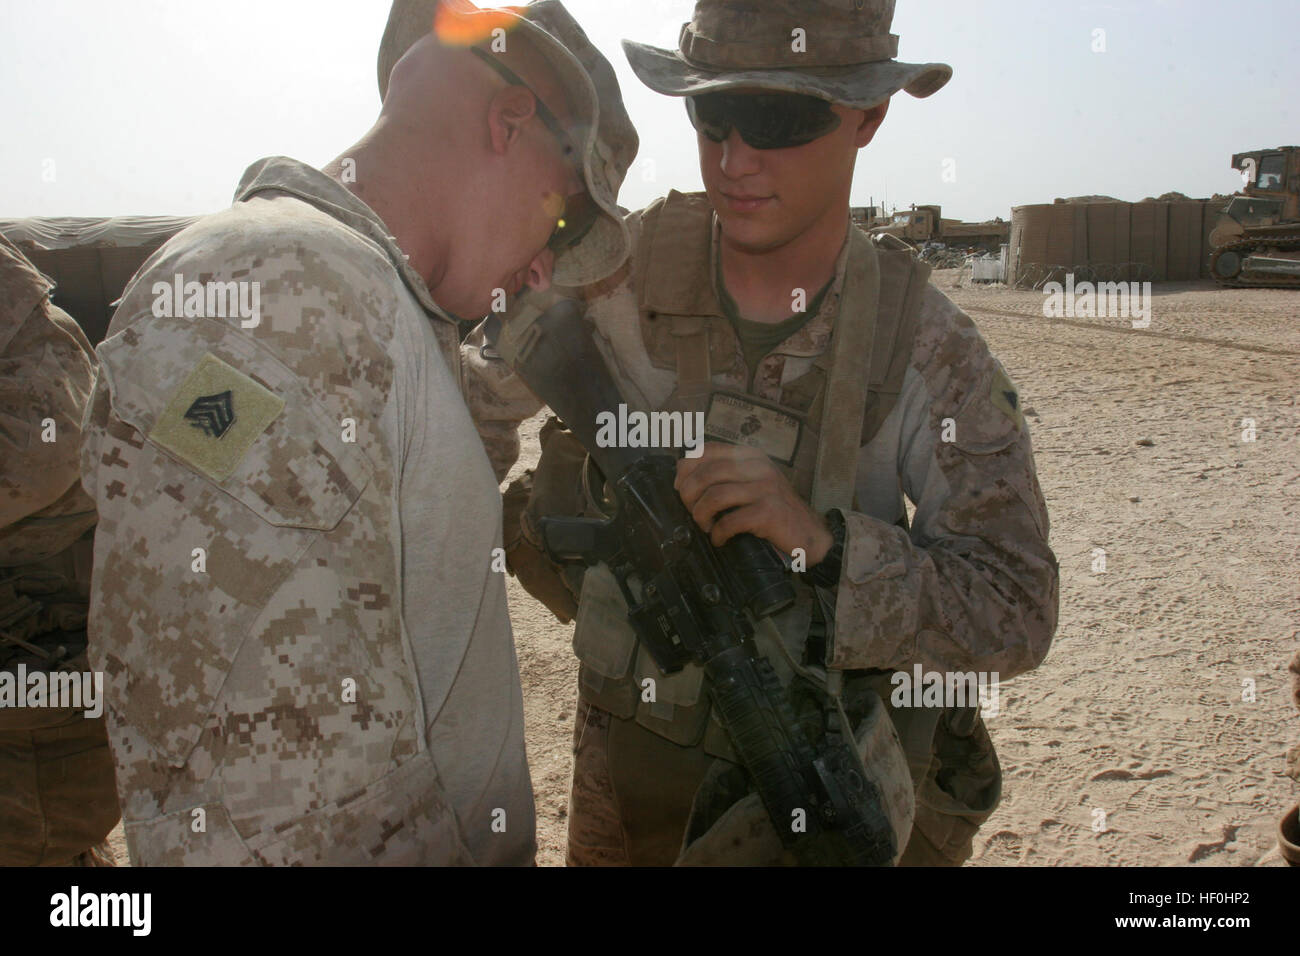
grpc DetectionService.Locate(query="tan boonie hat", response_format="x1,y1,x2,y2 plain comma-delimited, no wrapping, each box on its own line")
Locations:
623,0,951,109
379,0,639,286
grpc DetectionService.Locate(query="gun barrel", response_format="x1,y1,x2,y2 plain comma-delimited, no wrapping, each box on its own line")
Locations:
486,296,642,480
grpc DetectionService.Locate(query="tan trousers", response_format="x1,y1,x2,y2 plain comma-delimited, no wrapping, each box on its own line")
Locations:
0,710,121,866
566,697,986,867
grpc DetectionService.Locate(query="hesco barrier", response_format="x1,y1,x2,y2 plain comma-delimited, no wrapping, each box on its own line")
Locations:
1005,199,1229,289
0,216,197,345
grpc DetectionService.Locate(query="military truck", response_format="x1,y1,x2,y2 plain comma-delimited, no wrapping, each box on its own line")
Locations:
850,205,885,230
1208,146,1300,288
868,204,1010,253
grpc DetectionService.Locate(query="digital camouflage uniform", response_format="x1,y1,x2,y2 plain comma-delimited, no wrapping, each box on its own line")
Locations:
1283,649,1300,864
1,234,119,866
464,191,1059,865
80,157,535,866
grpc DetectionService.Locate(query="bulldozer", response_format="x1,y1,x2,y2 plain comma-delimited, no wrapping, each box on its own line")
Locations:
1208,146,1300,288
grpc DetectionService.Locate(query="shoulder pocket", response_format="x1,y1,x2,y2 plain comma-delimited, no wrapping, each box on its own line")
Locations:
92,314,373,764
98,314,371,527
951,360,1025,456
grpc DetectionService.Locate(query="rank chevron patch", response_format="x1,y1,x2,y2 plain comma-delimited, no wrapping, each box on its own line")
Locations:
989,363,1024,431
184,390,236,438
150,353,284,481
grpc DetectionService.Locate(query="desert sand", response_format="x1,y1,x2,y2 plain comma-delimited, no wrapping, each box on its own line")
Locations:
108,271,1299,866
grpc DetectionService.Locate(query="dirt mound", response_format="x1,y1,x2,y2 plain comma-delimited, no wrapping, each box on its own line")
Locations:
1055,195,1124,204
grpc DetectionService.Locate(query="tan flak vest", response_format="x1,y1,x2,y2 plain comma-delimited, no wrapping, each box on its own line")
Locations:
570,192,932,765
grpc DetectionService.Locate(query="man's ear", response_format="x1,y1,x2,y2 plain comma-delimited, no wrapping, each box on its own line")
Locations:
854,98,890,148
488,85,538,154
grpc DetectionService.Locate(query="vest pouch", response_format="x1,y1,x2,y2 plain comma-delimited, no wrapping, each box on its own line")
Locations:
852,687,916,863
850,670,944,788
700,708,736,762
754,595,812,682
633,644,711,747
678,685,915,866
573,563,640,719
506,420,591,622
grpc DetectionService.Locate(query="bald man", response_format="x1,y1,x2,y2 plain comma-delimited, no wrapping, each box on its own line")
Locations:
78,0,636,866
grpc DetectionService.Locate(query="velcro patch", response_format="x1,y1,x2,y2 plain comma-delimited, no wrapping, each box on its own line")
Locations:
989,364,1024,432
149,353,285,481
704,391,802,465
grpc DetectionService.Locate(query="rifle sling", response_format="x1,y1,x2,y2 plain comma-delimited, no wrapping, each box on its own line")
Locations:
811,227,880,516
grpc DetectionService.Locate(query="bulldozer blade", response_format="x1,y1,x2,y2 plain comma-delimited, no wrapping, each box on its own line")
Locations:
1242,256,1300,277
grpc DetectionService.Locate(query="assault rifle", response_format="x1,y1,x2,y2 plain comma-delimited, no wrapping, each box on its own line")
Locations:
484,292,896,866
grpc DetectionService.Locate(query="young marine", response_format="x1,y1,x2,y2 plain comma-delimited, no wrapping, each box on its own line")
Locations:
466,0,1059,866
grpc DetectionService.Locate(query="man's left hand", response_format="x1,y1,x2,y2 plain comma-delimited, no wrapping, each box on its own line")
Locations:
675,442,832,563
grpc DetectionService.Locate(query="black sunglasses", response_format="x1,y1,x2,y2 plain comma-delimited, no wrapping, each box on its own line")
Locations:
686,91,842,150
469,46,597,252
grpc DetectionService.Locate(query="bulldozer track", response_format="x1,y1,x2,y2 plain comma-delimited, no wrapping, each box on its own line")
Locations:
1210,234,1300,289
961,305,1300,358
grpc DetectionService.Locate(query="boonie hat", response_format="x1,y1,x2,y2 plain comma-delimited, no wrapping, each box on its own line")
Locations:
379,0,639,286
623,0,951,109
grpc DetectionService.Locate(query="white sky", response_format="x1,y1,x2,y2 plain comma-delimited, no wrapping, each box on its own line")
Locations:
0,0,1294,223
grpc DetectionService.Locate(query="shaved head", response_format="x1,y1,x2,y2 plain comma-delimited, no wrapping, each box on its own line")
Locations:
324,29,587,319
382,30,578,136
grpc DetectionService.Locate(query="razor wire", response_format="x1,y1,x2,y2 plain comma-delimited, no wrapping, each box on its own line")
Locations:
1012,262,1156,290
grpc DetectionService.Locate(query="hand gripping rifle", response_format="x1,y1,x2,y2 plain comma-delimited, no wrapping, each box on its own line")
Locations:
485,292,896,866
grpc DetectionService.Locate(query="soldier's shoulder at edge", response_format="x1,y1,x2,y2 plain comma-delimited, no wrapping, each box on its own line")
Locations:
908,281,994,375
908,281,1031,445
0,233,55,351
107,197,405,354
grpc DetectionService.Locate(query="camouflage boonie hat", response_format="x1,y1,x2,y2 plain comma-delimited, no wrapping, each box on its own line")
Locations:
623,0,951,109
379,0,639,286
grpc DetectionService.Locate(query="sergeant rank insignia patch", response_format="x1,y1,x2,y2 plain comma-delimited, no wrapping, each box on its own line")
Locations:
989,363,1024,431
184,390,236,438
149,353,285,482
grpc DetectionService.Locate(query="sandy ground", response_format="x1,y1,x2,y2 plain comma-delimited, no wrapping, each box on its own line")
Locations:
109,270,1298,867
929,271,1298,866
